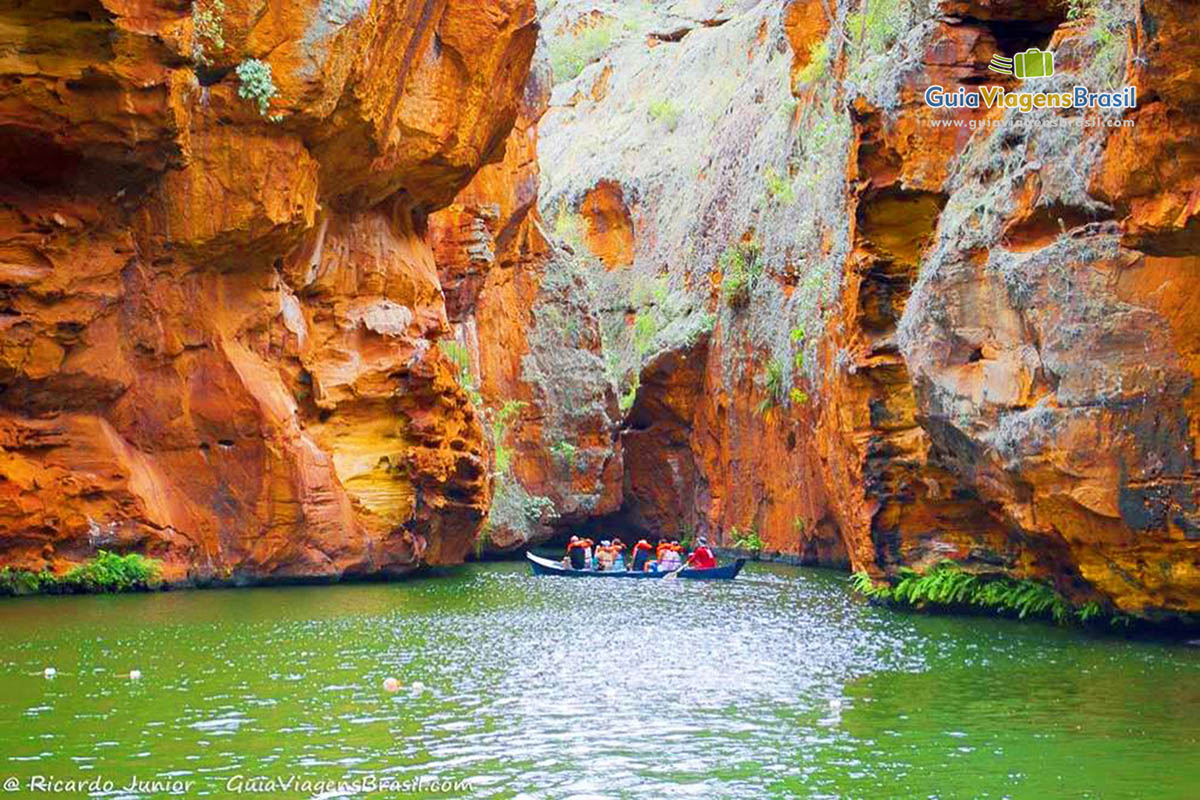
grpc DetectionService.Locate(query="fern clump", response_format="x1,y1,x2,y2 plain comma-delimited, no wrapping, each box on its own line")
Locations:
850,561,1128,627
0,568,51,596
1,551,162,597
63,551,161,593
729,527,764,554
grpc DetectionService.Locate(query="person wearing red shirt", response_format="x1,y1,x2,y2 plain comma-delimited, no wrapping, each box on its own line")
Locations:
686,537,717,570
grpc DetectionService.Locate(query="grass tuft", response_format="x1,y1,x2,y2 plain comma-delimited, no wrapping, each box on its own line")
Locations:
548,19,616,84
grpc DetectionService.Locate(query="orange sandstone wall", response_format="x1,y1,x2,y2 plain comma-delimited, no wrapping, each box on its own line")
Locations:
0,0,537,583
537,0,1200,620
429,57,623,552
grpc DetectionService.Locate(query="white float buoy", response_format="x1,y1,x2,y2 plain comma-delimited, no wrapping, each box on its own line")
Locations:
410,680,426,695
383,677,401,693
43,667,56,679
129,670,142,681
829,698,843,710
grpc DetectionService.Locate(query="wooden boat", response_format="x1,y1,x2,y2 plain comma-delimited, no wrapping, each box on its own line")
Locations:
526,551,746,580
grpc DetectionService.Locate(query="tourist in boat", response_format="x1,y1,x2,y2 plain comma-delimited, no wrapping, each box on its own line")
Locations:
658,540,683,572
631,539,654,571
655,538,673,564
686,537,717,570
610,538,627,571
596,540,614,571
566,536,589,570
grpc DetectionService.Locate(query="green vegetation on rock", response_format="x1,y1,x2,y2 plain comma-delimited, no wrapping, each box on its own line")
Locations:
0,551,162,597
764,166,795,205
851,561,1130,626
719,240,763,309
483,476,558,547
729,527,764,554
797,39,830,85
648,99,680,131
550,440,577,472
439,340,483,406
489,400,526,476
548,19,616,84
192,0,226,65
756,358,787,416
236,58,282,120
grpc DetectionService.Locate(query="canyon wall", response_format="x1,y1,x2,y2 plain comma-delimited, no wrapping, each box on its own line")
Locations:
538,0,1200,620
429,55,624,553
0,0,539,583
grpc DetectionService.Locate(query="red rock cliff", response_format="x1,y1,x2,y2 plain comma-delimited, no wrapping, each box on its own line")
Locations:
0,0,537,583
536,0,1200,621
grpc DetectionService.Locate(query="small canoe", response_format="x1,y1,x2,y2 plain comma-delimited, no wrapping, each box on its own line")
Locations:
526,552,746,580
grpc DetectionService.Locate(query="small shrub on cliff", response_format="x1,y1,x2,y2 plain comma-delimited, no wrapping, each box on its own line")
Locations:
236,58,282,121
764,167,795,205
192,0,226,65
548,19,616,84
619,374,639,414
848,0,907,56
755,359,787,416
648,99,680,132
484,477,558,550
797,39,830,85
549,440,578,472
489,400,526,476
439,340,483,407
730,527,764,554
633,313,657,358
719,240,762,310
1063,0,1099,20
521,493,558,523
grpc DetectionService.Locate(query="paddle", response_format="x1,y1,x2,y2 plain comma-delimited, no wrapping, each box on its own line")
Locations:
662,557,690,582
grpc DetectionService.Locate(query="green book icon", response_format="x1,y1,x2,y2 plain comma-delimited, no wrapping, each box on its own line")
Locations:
1014,48,1054,79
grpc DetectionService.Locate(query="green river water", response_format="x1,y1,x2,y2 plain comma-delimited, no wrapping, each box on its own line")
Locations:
1,561,1198,799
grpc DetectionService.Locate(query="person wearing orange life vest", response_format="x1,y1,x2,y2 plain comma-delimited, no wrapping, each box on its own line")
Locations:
655,538,672,562
631,539,654,572
686,537,718,570
566,535,590,570
610,538,627,571
658,539,683,572
595,540,615,571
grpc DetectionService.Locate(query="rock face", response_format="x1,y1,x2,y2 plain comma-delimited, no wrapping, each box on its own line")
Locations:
0,0,537,582
429,55,624,553
537,0,1200,620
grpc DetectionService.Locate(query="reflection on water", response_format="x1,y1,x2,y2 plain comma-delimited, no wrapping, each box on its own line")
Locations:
0,562,1198,798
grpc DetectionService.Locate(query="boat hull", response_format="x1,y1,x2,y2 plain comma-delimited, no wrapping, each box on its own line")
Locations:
526,552,745,580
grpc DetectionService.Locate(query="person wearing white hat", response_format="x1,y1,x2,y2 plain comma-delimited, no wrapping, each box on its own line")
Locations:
687,537,718,570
